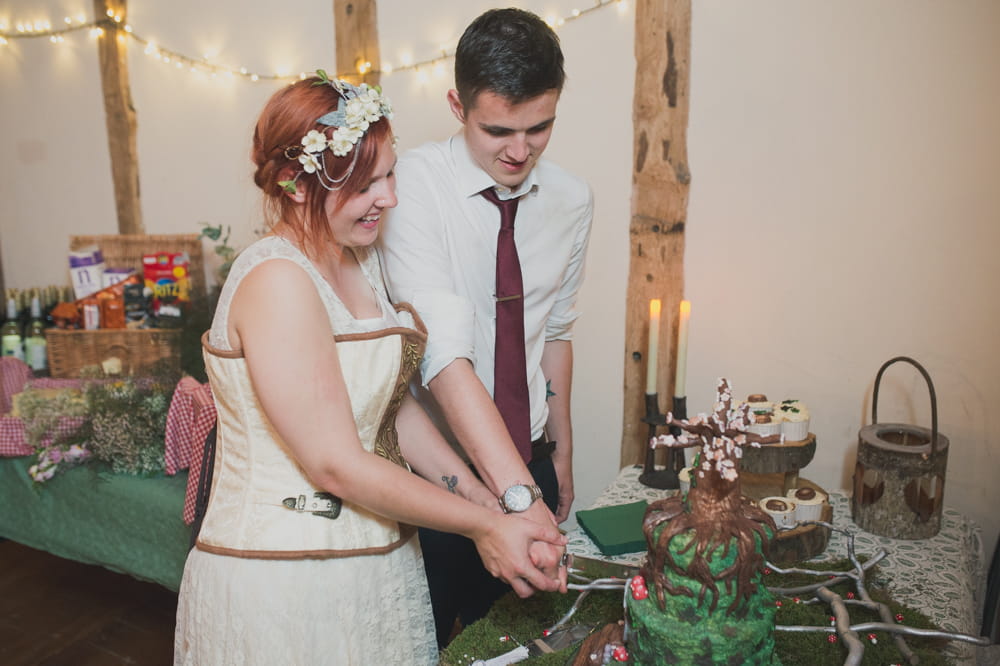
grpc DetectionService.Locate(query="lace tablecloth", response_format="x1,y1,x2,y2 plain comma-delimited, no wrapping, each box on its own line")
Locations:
567,465,988,663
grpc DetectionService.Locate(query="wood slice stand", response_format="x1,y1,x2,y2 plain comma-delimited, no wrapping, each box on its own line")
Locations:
740,433,816,493
739,434,832,565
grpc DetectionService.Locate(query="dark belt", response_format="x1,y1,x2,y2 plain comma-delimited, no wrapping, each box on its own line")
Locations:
530,437,556,463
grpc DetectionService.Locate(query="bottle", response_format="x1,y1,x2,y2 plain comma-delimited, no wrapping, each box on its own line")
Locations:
2,296,25,361
24,294,48,374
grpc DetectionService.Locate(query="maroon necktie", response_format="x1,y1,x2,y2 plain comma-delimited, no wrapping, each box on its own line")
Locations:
480,188,532,463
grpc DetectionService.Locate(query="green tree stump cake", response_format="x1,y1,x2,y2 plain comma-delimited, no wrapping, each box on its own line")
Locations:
630,378,784,665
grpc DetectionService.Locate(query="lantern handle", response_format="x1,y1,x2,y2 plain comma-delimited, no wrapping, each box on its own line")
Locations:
871,356,939,454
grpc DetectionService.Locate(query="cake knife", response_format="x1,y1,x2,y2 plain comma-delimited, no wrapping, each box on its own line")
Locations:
470,624,595,666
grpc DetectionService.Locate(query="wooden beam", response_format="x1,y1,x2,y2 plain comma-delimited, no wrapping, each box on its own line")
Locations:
622,0,692,467
93,0,143,235
333,0,381,87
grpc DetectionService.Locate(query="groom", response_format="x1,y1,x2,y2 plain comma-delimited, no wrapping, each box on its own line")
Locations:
380,7,594,645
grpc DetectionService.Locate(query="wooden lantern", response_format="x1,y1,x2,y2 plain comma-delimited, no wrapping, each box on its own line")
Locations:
852,357,949,539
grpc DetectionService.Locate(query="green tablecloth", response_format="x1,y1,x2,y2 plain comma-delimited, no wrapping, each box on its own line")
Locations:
0,456,192,591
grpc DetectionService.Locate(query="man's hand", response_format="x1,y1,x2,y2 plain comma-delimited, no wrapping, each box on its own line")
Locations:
519,500,568,590
528,540,569,593
472,515,567,598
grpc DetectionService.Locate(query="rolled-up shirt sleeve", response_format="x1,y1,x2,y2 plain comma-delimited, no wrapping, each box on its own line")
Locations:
545,187,594,341
379,152,476,387
407,289,475,386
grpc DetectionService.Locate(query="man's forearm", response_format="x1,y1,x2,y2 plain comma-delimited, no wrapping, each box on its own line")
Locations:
427,359,538,497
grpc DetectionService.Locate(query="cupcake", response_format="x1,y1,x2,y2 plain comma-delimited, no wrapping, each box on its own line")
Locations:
761,497,797,530
787,486,827,522
777,399,810,441
678,466,693,494
745,394,772,412
747,409,781,437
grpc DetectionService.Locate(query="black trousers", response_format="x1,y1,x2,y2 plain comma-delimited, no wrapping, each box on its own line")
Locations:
418,452,559,647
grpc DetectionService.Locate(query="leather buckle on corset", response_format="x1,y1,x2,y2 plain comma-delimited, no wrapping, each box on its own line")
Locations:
282,492,343,520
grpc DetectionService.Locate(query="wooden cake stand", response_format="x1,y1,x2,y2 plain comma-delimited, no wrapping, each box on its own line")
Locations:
739,432,816,494
739,435,832,565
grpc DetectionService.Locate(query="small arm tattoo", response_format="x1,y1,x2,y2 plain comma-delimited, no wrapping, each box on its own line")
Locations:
441,475,458,494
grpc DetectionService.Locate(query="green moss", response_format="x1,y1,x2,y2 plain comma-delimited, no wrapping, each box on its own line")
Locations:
440,559,954,666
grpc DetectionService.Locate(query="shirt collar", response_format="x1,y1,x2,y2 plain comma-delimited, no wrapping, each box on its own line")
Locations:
450,133,539,201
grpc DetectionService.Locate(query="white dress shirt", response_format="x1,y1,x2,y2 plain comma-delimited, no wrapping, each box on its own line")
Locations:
379,133,593,442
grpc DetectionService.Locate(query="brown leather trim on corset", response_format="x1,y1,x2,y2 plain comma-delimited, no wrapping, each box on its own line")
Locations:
333,302,428,346
200,302,426,357
372,329,426,468
195,523,417,560
201,331,245,359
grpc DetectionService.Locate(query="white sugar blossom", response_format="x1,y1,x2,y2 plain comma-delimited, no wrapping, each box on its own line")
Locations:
302,130,329,154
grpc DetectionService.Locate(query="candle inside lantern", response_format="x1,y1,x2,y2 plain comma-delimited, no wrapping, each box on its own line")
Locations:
646,299,661,394
674,300,691,397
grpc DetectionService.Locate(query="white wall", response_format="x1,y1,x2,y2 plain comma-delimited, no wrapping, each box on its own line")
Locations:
2,2,997,555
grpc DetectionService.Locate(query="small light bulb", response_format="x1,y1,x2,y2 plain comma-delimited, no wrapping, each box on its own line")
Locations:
250,73,259,82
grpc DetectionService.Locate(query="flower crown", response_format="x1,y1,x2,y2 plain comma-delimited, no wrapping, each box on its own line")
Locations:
279,69,393,193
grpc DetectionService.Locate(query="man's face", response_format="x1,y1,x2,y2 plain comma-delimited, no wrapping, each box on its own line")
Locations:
448,89,559,189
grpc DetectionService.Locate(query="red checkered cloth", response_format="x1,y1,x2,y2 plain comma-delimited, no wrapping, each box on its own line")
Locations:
162,376,216,524
0,416,33,456
0,358,88,457
0,357,33,414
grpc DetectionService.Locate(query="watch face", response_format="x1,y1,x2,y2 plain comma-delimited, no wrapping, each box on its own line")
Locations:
504,485,533,512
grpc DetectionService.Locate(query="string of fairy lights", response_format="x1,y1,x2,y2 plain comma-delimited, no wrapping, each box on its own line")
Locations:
0,1,630,84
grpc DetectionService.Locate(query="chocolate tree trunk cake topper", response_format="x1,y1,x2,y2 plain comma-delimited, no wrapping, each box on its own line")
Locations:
644,377,783,615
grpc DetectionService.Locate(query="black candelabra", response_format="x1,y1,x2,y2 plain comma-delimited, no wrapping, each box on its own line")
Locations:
638,393,687,489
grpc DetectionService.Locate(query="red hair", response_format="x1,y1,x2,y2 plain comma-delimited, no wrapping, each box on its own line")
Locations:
251,76,393,257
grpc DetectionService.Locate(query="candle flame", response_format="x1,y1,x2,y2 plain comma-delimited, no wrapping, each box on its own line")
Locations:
650,299,661,318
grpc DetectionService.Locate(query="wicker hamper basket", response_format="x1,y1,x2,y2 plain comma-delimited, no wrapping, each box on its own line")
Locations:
70,234,206,301
46,234,205,378
46,328,182,378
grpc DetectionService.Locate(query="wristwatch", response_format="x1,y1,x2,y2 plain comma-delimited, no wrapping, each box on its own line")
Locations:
498,484,544,514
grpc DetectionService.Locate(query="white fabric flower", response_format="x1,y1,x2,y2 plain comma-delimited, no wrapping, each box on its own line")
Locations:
299,152,321,174
332,127,363,156
302,129,329,154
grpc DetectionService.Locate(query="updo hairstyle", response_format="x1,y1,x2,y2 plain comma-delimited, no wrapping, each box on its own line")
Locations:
251,76,393,255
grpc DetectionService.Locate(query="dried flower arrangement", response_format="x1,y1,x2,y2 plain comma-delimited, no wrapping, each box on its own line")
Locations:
17,367,177,484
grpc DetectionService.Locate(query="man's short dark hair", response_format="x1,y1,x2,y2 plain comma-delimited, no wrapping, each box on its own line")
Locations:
455,8,566,110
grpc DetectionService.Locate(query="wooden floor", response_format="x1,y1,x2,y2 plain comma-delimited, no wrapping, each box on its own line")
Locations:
0,539,176,665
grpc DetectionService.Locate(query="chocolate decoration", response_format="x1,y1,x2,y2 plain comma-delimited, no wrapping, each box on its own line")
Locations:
794,487,817,501
764,499,788,511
